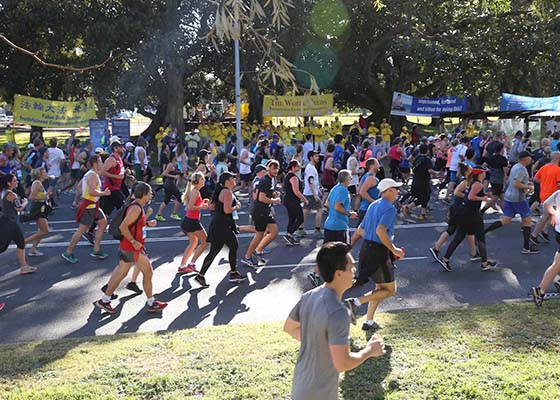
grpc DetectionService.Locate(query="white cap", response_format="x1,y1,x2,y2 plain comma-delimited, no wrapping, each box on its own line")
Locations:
95,147,104,153
377,178,404,193
27,143,35,149
125,141,134,148
110,135,120,143
428,136,435,141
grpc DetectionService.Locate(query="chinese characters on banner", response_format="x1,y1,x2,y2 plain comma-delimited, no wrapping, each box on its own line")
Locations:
13,95,96,128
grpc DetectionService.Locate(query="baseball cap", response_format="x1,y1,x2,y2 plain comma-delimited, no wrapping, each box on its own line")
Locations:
272,133,279,139
428,136,435,141
110,135,120,143
219,171,236,185
27,143,34,149
110,139,122,147
254,164,267,173
471,166,488,175
198,149,210,159
95,147,104,154
518,151,532,160
515,130,523,137
377,178,404,193
125,142,134,148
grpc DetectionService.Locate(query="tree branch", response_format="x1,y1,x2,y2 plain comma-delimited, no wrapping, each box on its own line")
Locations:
0,33,114,73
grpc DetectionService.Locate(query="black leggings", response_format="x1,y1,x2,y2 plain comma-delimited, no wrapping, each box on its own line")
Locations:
285,200,304,235
0,220,25,253
163,182,181,205
200,226,238,276
444,213,487,262
438,168,451,191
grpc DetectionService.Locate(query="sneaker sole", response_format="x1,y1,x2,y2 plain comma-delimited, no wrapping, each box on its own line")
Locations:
93,301,116,314
147,305,168,313
530,288,543,307
90,254,109,260
436,258,451,272
428,248,439,262
62,254,79,264
521,250,540,254
229,278,248,283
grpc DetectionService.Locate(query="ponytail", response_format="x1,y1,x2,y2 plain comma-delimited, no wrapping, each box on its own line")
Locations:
182,171,205,206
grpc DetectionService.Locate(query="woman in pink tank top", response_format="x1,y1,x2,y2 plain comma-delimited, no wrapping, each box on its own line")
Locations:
178,172,209,274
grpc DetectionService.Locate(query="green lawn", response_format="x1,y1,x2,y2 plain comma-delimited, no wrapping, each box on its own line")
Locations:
1,302,559,399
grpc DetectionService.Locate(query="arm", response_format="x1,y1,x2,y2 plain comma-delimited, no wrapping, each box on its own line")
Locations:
325,157,337,172
467,182,490,201
290,176,307,203
359,176,376,203
350,226,364,247
514,179,533,190
258,190,281,205
139,149,146,170
187,189,207,211
283,317,301,342
161,163,177,179
6,191,27,211
101,157,122,180
221,189,238,214
375,223,403,258
87,174,110,197
453,180,468,198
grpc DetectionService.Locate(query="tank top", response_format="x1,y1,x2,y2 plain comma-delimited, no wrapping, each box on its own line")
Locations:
164,164,179,186
186,189,202,220
134,146,148,166
0,190,18,222
119,204,147,252
212,186,235,229
389,145,401,161
359,173,380,211
466,181,484,212
321,154,336,187
104,155,124,191
283,172,302,203
82,170,101,209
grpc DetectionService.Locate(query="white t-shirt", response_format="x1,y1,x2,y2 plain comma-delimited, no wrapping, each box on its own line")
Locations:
347,156,359,186
544,189,560,233
47,147,65,178
239,148,252,175
303,163,319,196
134,146,149,166
302,142,314,166
450,144,467,172
546,119,556,133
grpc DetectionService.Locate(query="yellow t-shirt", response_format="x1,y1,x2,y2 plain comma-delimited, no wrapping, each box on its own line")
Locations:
199,125,208,138
331,121,342,133
5,128,16,143
155,130,165,147
368,125,379,136
381,123,392,142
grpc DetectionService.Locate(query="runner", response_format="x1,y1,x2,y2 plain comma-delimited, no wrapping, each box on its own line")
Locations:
437,166,497,271
283,160,308,246
155,152,183,221
178,171,209,274
402,144,435,220
95,182,168,313
480,141,508,214
302,151,323,238
357,158,380,224
22,167,51,256
530,188,560,306
237,139,253,192
284,242,385,400
484,151,539,254
0,173,36,275
195,171,246,288
241,160,281,267
347,178,405,331
323,170,357,244
62,155,111,263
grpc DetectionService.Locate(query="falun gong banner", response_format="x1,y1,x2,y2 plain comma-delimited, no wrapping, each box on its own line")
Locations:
14,95,96,128
390,91,467,117
263,94,334,117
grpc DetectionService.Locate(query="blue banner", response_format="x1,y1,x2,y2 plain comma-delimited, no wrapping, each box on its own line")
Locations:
111,119,130,142
390,92,467,117
500,93,560,112
89,119,109,150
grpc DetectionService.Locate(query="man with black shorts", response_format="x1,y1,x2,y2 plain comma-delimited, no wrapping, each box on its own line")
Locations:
324,170,357,243
62,155,111,263
241,160,281,267
348,178,405,331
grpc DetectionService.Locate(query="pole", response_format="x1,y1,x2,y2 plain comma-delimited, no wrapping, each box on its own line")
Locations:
234,8,243,152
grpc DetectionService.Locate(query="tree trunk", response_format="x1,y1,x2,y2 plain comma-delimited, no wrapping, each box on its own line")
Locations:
165,61,186,137
139,105,167,139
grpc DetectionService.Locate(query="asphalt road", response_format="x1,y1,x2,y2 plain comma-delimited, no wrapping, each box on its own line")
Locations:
0,185,556,344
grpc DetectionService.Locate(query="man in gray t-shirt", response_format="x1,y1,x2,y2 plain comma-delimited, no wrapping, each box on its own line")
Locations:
485,151,538,254
284,242,385,400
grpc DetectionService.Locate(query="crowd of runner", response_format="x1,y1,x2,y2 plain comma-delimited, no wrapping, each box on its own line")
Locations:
0,118,559,317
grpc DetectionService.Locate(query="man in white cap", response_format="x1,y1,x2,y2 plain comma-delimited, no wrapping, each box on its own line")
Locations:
347,178,405,331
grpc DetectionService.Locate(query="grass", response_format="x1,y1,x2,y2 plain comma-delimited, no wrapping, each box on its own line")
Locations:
1,302,559,399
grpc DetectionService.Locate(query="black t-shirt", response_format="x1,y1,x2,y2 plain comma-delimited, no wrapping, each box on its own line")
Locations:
253,174,274,215
484,154,508,183
412,155,433,182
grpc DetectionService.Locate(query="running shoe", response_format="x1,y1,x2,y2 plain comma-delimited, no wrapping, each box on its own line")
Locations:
436,257,451,272
241,257,259,268
125,282,143,294
521,246,540,254
469,253,482,262
307,272,321,287
90,250,109,260
429,247,439,262
362,320,383,331
529,236,541,246
28,250,44,257
260,248,272,255
481,260,498,271
195,274,210,288
177,263,198,274
19,265,37,275
344,298,359,325
101,284,118,300
155,215,166,222
229,271,247,283
539,232,551,243
147,300,168,313
0,303,4,312
94,299,116,314
284,235,298,246
530,287,544,307
554,278,560,293
295,229,307,238
170,213,182,221
62,252,79,264
253,251,268,264
313,229,323,239
82,232,95,245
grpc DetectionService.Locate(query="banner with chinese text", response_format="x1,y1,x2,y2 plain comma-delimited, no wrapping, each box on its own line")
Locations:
13,95,96,128
262,95,334,117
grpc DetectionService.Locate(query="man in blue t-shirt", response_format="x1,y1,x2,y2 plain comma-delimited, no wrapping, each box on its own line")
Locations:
324,170,358,244
347,178,405,331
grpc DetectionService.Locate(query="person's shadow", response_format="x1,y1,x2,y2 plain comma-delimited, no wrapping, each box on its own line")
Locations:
339,339,393,399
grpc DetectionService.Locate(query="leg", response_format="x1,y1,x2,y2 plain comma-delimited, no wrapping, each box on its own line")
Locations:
199,239,224,276
104,260,134,296
359,282,397,320
181,232,199,265
537,251,560,291
93,215,107,253
134,253,154,299
245,231,264,259
190,230,208,264
434,231,450,251
224,230,239,272
172,200,181,215
255,223,279,253
443,227,468,261
66,224,89,254
467,235,477,256
25,218,49,250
